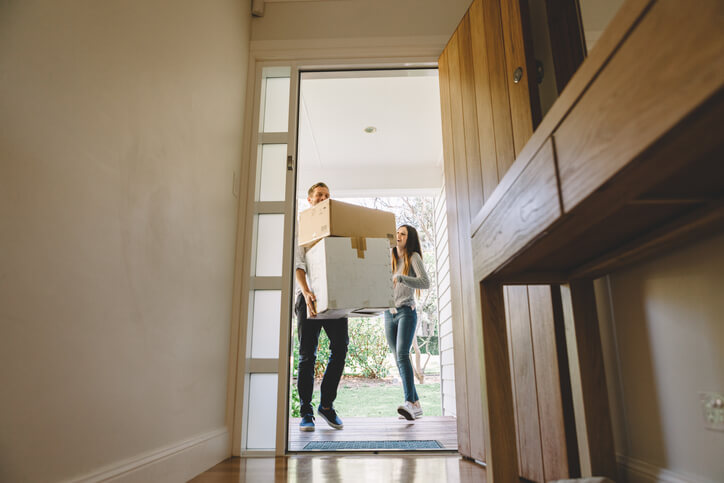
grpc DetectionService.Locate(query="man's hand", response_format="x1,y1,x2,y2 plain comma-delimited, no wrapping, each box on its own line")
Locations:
295,268,317,316
303,289,317,317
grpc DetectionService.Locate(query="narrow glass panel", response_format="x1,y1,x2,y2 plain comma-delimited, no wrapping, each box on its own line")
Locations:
262,77,290,133
246,373,278,449
254,214,284,277
250,290,281,359
259,144,287,202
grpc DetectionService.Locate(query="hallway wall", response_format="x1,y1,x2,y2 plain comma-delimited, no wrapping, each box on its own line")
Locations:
251,0,471,42
0,1,251,481
596,233,724,482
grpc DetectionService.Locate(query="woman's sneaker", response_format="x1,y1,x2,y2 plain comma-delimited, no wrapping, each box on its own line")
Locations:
398,404,423,419
397,401,419,420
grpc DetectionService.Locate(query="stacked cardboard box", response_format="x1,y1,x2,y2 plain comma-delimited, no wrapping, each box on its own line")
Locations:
298,199,396,319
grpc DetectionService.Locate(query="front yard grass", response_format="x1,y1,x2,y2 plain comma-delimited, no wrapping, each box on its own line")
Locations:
332,380,441,418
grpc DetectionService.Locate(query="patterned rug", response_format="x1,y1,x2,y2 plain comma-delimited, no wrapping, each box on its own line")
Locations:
303,440,443,450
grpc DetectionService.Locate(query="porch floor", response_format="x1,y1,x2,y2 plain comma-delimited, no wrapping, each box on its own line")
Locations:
288,416,458,452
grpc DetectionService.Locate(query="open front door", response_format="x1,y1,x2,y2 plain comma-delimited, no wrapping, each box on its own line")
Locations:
230,63,299,457
438,0,580,481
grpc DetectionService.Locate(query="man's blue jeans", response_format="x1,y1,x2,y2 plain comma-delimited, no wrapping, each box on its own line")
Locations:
295,293,348,416
384,306,419,403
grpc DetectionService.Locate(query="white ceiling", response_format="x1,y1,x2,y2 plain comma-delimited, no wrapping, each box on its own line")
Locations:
297,69,443,198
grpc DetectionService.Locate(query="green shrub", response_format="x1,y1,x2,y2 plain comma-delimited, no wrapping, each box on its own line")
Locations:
292,317,390,379
289,385,300,417
346,317,390,379
290,322,300,417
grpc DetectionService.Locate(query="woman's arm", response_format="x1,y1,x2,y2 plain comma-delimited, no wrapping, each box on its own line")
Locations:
395,252,430,289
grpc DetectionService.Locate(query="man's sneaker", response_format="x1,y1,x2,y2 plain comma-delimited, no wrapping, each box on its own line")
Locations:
397,401,418,421
299,413,315,432
398,404,423,419
317,405,344,429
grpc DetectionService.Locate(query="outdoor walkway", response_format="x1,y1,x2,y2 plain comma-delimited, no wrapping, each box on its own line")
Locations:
288,416,458,451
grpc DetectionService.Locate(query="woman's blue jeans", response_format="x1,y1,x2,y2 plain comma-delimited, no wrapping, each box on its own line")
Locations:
384,306,419,403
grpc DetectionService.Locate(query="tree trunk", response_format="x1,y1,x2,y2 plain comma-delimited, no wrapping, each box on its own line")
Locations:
412,337,425,384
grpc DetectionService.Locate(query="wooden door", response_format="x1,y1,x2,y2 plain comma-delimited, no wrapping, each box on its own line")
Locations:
439,0,580,480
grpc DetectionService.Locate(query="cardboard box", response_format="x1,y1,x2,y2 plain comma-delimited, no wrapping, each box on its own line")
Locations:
298,199,396,248
305,237,394,319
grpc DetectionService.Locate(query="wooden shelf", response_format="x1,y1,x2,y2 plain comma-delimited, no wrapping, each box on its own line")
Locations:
472,0,724,284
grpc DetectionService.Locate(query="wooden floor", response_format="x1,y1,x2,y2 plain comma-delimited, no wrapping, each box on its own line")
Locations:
287,416,458,451
190,455,486,482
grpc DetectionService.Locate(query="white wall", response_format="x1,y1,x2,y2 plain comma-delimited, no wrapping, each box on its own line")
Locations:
582,5,723,481
579,0,624,51
596,233,724,482
251,0,472,42
0,1,251,481
434,185,456,416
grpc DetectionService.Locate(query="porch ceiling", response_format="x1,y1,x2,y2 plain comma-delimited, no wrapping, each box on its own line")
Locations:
297,69,444,198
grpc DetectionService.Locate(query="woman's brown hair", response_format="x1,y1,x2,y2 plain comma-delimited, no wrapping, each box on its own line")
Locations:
391,224,423,297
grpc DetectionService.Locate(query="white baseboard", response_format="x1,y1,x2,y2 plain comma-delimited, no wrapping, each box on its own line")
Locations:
617,454,715,483
67,428,229,483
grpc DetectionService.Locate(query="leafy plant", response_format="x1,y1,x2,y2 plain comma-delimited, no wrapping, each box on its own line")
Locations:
346,317,391,379
290,321,301,417
289,385,300,417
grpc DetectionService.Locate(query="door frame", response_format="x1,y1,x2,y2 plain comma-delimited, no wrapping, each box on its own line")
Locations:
227,39,447,457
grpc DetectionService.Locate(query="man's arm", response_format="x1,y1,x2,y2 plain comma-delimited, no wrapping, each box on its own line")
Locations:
294,240,317,317
295,268,317,317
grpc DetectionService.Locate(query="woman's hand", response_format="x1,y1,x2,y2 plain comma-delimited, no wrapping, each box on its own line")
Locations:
393,274,400,287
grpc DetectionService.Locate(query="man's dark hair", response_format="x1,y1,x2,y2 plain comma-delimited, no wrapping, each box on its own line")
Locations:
307,182,329,197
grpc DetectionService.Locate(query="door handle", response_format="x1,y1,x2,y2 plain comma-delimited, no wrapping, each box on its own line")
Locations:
513,67,523,84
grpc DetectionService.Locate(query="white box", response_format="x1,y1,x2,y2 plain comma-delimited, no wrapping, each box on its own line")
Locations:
305,237,394,319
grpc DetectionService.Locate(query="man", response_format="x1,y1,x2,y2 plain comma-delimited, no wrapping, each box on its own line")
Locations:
294,182,348,432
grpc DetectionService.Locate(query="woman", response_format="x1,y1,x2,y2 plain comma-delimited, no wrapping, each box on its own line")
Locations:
385,224,430,420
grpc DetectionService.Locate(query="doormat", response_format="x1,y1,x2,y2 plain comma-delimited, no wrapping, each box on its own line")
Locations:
303,440,443,450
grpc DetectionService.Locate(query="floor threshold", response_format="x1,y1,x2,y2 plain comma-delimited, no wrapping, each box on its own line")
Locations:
288,416,459,451
286,450,460,455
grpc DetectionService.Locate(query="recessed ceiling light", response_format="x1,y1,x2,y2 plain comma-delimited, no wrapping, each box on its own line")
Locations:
364,126,377,134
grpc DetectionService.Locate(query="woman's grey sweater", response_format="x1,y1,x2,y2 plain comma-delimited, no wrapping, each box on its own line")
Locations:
393,251,430,309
